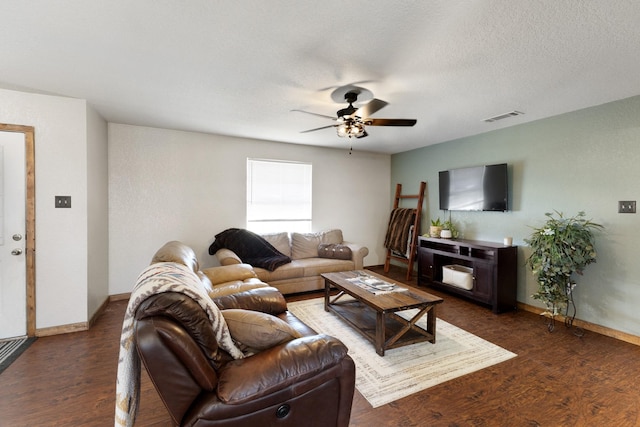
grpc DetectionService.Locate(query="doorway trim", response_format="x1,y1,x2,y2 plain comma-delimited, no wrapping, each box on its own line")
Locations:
0,123,35,337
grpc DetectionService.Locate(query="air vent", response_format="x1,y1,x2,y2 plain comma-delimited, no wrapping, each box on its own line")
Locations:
484,111,524,123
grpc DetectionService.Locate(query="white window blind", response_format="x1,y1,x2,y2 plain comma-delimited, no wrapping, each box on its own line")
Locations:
247,158,312,234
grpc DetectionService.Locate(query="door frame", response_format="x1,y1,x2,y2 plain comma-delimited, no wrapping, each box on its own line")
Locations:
0,123,35,337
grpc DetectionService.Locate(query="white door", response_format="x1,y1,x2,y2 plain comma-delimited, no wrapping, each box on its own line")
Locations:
0,131,26,339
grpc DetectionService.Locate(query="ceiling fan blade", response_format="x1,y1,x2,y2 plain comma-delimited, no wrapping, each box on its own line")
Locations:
357,98,388,118
300,124,337,133
365,118,417,127
291,109,336,120
356,130,368,139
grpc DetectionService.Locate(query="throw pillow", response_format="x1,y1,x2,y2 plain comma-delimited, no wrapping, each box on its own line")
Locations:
221,309,302,351
320,229,343,245
318,243,352,260
291,229,345,259
261,232,291,257
291,232,322,259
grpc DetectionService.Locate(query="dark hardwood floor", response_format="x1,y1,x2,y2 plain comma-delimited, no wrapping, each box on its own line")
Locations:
1,265,638,426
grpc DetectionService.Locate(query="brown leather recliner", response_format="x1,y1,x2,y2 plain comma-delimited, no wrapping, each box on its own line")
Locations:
134,242,356,427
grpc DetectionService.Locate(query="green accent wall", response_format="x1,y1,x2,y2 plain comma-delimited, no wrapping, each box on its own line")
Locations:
391,95,640,336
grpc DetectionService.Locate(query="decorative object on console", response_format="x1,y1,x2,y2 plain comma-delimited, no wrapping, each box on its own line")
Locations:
429,217,442,237
442,265,474,290
524,211,603,333
442,213,459,239
439,229,452,239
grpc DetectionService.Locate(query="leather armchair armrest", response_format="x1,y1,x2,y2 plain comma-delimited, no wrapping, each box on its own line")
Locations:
217,334,348,404
202,263,257,285
215,248,242,266
212,286,288,315
342,241,369,270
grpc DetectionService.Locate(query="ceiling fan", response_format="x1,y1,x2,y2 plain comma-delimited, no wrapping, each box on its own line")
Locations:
292,90,417,139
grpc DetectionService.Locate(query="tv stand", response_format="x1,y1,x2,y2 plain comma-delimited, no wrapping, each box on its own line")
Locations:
417,237,517,313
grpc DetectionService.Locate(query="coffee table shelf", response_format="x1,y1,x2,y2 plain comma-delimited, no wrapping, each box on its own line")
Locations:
322,271,443,356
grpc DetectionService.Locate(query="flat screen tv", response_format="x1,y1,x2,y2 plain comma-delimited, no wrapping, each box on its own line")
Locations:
439,163,508,211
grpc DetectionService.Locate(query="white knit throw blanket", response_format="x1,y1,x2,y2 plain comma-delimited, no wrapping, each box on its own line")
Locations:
114,262,244,427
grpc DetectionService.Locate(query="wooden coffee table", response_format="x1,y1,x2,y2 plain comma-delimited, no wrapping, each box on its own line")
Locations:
322,270,444,356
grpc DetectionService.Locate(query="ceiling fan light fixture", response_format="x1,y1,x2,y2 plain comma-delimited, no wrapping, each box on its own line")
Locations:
294,87,416,139
337,120,365,138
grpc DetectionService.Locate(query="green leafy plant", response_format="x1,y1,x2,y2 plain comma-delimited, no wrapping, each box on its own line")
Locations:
428,217,443,237
524,211,602,318
442,219,459,238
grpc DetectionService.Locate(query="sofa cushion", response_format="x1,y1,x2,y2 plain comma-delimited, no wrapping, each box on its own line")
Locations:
291,232,321,259
222,309,302,351
301,258,355,277
320,229,343,245
261,232,291,257
217,335,349,404
253,261,305,282
254,258,355,283
208,279,269,298
318,243,352,260
291,229,343,260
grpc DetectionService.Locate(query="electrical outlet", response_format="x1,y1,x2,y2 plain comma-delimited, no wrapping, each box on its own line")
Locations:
618,200,636,213
55,196,71,208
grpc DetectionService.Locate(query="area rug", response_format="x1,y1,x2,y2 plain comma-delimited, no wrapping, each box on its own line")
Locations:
0,337,36,374
287,298,516,407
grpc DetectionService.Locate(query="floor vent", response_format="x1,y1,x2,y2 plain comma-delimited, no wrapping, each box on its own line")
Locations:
484,111,524,123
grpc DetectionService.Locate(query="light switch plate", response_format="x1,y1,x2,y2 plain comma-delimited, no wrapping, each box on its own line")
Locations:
55,196,71,208
618,200,636,213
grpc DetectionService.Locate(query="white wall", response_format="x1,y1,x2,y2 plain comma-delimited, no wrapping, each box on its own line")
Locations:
108,124,391,295
0,88,99,330
86,104,109,318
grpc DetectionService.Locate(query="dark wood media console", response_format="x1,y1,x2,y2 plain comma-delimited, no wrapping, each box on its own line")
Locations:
417,237,517,313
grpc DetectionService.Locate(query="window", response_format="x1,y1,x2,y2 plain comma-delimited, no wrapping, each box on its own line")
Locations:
247,158,312,234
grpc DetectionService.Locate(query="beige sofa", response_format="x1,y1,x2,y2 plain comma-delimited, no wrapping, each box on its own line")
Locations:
214,229,369,294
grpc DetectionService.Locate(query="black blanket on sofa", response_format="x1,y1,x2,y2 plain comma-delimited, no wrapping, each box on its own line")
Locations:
208,228,291,271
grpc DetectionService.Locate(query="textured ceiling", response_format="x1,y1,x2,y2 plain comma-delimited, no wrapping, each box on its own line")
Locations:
2,1,640,154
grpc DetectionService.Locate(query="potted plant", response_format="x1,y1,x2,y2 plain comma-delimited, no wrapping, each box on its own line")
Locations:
524,211,602,330
441,218,459,239
429,218,442,237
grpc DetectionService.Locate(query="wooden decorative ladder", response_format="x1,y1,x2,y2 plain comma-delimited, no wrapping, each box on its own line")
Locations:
384,181,426,280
